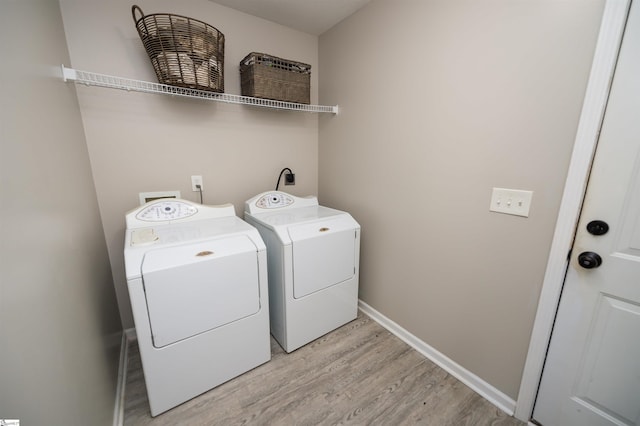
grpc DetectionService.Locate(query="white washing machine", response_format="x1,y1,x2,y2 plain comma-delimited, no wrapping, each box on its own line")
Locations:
124,198,270,416
244,191,360,353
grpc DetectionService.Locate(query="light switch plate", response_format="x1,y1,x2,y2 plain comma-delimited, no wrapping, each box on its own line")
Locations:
490,188,533,217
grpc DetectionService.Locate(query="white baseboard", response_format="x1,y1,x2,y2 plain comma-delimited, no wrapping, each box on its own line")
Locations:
113,331,130,426
358,300,516,416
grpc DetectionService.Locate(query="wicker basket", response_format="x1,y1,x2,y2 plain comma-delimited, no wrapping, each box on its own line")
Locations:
132,5,224,92
240,52,311,104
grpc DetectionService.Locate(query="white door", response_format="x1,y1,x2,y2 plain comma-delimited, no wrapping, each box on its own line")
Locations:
533,2,640,425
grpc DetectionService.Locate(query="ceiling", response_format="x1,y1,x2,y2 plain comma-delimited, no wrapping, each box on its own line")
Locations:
209,0,372,36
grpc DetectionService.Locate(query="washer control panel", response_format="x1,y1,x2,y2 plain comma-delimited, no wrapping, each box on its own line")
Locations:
135,200,198,222
256,192,294,209
126,199,235,229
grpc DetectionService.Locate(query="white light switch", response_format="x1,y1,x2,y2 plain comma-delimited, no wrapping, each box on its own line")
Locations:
490,188,533,217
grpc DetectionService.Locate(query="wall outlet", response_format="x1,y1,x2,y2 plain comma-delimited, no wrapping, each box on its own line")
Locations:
285,173,295,185
490,188,533,217
191,175,203,192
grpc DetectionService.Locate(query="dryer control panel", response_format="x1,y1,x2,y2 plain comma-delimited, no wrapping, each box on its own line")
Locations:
256,193,294,209
245,191,318,214
136,200,198,222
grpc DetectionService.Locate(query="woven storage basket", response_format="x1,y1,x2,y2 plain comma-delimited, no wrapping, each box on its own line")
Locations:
132,5,224,92
240,52,311,104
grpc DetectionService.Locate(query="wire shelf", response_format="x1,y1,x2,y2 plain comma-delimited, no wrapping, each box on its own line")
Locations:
61,65,338,114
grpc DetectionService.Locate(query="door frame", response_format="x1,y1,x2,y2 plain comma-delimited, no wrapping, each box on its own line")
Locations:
514,0,632,421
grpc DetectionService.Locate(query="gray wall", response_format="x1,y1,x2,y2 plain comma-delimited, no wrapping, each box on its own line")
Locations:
59,0,320,328
318,0,604,399
0,1,122,425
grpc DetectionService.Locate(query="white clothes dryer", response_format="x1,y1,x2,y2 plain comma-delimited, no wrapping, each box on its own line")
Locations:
244,191,360,353
124,199,270,416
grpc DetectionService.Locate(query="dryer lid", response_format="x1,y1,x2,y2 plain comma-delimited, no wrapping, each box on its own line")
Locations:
247,205,359,245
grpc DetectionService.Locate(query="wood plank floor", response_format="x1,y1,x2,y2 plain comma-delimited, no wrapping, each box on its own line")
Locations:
124,312,524,425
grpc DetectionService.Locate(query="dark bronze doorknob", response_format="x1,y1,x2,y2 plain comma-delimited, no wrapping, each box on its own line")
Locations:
578,251,602,269
586,220,609,236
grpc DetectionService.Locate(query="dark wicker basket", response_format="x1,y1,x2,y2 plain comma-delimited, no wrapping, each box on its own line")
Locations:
132,5,224,92
240,52,311,104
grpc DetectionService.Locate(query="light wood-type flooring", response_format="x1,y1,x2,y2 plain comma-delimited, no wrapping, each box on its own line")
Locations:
124,311,524,425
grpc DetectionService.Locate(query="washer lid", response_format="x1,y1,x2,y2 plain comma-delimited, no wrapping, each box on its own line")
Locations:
141,236,261,348
124,215,265,281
